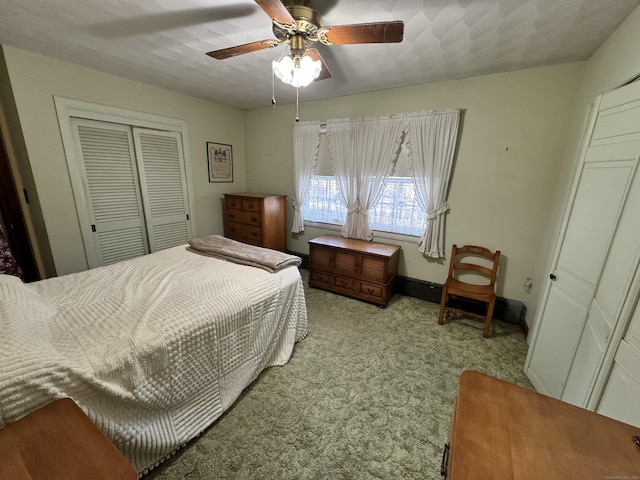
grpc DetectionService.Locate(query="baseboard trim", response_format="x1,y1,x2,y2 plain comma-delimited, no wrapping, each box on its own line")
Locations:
293,251,527,329
395,276,526,325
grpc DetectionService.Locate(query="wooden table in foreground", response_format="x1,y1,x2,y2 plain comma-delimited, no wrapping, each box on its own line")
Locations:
444,370,640,479
0,398,138,480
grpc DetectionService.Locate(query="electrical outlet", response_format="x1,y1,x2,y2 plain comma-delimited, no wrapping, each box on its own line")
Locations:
523,277,533,293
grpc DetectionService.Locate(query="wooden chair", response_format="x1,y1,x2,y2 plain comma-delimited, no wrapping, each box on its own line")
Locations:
438,244,501,337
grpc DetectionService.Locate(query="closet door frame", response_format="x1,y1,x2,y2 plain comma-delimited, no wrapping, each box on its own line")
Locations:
526,80,640,416
524,97,601,395
54,96,197,265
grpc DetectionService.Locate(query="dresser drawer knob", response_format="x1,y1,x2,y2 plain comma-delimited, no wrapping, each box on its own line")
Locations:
252,232,258,237
251,217,258,222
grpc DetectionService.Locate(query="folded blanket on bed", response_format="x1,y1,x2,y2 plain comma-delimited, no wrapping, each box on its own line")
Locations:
188,235,301,272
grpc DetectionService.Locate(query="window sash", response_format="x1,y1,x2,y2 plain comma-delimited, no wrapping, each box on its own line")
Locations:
302,175,426,236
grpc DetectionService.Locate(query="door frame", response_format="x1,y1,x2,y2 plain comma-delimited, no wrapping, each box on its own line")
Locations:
524,96,602,391
526,80,640,411
0,130,38,280
54,96,197,266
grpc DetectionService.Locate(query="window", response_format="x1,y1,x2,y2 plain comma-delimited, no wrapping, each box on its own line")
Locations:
369,177,426,236
294,110,459,255
302,132,426,237
303,175,426,237
302,135,427,237
303,175,346,225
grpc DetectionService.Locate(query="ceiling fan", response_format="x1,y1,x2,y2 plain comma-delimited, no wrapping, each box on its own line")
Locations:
206,0,404,87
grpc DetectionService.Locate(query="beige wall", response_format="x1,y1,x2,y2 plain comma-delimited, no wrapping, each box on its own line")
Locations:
526,5,640,335
580,5,640,98
243,63,584,313
2,46,246,276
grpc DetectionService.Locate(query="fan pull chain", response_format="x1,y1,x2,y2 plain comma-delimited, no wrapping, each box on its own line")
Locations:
271,68,276,108
295,86,300,122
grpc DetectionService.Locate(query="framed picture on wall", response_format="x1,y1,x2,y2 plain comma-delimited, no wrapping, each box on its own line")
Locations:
207,142,233,183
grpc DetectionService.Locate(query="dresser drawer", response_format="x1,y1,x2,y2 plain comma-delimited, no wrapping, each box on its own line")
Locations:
226,222,262,243
242,198,262,212
225,196,243,210
357,281,383,300
309,270,332,288
332,275,356,293
226,209,261,226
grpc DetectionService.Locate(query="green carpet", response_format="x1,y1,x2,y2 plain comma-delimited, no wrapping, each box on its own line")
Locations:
144,269,532,479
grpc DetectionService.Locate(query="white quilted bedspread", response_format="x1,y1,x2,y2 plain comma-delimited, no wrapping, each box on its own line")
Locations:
0,246,307,474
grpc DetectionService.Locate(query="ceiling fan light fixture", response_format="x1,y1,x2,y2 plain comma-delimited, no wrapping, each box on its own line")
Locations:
272,53,321,87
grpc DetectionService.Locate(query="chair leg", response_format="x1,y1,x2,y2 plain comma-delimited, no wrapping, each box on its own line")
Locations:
438,289,448,325
483,296,496,338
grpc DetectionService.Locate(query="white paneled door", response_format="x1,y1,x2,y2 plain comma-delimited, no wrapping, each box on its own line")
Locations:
525,80,640,410
598,333,640,427
525,157,636,398
565,149,640,408
69,118,191,268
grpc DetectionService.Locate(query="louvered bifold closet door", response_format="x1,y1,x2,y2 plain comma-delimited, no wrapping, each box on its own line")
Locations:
132,128,192,252
70,118,149,268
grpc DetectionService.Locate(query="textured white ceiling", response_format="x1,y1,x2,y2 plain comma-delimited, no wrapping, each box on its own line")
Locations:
0,0,638,110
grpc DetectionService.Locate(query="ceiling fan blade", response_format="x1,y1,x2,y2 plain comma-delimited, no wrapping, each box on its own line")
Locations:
306,48,332,81
318,21,404,45
206,39,280,60
255,0,296,27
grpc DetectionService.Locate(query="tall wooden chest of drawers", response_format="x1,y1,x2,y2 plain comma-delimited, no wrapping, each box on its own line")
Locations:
308,235,400,307
223,193,287,252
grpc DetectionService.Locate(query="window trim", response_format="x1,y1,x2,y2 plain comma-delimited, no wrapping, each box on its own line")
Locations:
303,219,421,243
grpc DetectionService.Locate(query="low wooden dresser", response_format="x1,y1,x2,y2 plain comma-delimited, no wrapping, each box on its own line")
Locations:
0,398,137,480
308,235,400,308
223,192,287,252
443,370,640,479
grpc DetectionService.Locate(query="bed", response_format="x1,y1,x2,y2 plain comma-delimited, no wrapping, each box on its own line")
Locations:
0,243,307,474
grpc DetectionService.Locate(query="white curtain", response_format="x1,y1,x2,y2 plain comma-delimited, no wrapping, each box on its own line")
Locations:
291,122,321,233
406,108,460,257
327,116,404,240
326,119,357,235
